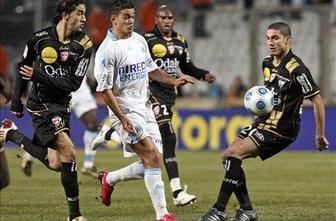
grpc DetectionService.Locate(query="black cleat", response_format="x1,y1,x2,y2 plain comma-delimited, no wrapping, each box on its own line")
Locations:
231,209,258,221
198,208,228,221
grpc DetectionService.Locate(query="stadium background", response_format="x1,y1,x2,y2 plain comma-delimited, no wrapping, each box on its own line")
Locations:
1,0,335,151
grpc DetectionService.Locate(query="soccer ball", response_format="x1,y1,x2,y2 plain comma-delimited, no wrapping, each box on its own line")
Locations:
244,86,274,116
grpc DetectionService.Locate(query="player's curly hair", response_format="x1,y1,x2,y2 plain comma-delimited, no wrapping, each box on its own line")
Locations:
108,0,134,16
53,0,85,24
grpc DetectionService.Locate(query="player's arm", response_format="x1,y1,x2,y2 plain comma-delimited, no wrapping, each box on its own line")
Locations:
148,68,194,86
94,49,135,135
100,89,135,135
295,68,329,151
309,94,329,151
11,37,36,118
30,47,92,93
179,40,215,83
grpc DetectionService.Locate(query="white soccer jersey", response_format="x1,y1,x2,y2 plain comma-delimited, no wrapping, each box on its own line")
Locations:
94,30,158,117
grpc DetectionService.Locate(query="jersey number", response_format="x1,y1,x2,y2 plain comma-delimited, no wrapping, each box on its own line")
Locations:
161,105,169,116
296,74,313,94
75,58,89,77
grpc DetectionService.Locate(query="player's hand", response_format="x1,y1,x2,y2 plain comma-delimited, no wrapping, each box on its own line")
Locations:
316,135,329,151
120,116,135,135
10,101,24,118
11,111,24,119
174,75,194,86
204,73,216,84
20,65,33,80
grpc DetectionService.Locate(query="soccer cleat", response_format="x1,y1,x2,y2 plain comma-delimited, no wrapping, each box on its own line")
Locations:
21,159,33,177
98,171,114,206
198,208,228,221
81,166,98,178
90,126,109,150
67,216,87,221
173,185,197,206
0,119,18,144
156,213,179,221
231,209,258,221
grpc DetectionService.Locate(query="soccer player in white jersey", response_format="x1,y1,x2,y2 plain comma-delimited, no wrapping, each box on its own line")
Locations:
94,1,193,221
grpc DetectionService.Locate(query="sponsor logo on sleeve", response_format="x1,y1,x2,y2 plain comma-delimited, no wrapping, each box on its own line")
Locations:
41,47,57,64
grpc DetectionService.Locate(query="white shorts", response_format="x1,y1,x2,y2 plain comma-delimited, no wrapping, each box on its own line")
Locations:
71,79,97,118
110,107,162,158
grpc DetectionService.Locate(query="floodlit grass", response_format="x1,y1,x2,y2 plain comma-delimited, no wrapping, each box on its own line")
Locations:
0,148,335,221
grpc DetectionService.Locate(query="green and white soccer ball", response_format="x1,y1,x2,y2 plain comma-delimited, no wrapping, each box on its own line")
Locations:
244,86,274,116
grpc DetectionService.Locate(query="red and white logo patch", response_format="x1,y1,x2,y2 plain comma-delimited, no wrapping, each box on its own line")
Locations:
61,51,69,61
168,45,175,54
52,116,63,128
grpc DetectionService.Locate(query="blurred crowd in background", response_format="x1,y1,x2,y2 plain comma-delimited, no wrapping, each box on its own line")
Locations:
1,0,336,107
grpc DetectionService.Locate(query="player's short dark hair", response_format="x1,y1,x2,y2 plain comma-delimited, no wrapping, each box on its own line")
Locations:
53,0,85,24
108,0,134,16
155,5,175,17
268,22,291,37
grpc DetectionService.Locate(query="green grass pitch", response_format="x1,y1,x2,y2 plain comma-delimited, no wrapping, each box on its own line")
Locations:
0,148,335,221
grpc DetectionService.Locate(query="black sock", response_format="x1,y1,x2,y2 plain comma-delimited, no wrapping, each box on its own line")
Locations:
61,161,81,220
105,128,115,140
165,161,179,181
234,167,253,210
213,157,243,212
160,123,179,181
7,130,49,168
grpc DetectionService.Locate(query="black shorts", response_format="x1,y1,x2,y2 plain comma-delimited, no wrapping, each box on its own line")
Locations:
149,94,173,125
238,125,294,160
29,106,70,147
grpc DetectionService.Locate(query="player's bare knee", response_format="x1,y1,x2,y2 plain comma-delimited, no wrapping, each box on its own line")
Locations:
143,149,161,168
58,145,76,161
222,147,238,159
48,158,62,171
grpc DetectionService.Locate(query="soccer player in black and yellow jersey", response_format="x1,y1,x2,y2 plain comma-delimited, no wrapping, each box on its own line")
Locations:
144,5,216,206
198,22,329,221
0,1,92,220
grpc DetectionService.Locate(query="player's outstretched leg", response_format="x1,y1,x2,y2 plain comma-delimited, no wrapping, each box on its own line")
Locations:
0,119,57,171
160,122,196,206
97,160,145,206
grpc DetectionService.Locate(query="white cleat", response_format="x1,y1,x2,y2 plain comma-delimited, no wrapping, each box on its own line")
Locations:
67,216,88,221
90,126,109,150
0,119,18,144
91,126,121,150
110,131,121,144
173,185,197,206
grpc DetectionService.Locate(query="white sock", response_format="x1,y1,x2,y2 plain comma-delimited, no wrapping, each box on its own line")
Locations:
23,152,33,161
170,177,182,193
83,130,98,168
144,168,169,220
106,161,145,184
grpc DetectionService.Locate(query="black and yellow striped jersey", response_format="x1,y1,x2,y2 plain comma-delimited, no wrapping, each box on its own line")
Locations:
144,27,208,107
12,26,92,110
255,50,320,139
